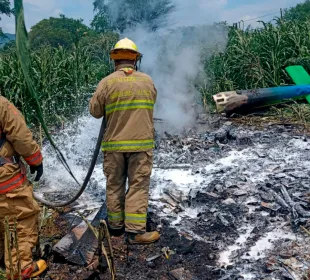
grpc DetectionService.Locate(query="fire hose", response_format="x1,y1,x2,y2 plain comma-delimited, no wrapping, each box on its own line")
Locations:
14,0,108,208
33,116,165,207
14,0,163,208
33,118,106,208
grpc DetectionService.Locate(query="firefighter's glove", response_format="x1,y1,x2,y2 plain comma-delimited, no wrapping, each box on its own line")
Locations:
30,163,43,181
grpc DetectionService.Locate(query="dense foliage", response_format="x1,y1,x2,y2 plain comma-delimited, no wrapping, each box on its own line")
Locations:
204,16,310,107
0,0,177,127
0,33,15,47
1,0,310,126
29,15,97,49
0,33,118,127
0,0,12,37
283,0,310,22
92,0,175,32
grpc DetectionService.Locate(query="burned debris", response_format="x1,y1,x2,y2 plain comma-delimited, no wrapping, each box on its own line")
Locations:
149,122,310,279
37,120,310,280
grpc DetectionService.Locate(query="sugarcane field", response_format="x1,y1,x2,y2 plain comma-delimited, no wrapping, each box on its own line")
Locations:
2,0,310,279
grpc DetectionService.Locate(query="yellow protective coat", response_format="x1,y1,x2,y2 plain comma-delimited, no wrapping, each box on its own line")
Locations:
89,64,157,152
0,96,43,193
89,64,157,233
0,96,42,274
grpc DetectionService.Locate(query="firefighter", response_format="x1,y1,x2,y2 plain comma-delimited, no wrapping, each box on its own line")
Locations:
0,96,46,279
89,38,160,244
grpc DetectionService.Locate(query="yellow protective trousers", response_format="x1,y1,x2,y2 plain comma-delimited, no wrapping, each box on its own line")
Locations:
103,151,153,233
0,181,40,275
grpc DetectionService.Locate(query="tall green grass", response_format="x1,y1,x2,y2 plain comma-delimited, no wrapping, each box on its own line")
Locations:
204,19,310,109
3,17,310,124
0,34,117,127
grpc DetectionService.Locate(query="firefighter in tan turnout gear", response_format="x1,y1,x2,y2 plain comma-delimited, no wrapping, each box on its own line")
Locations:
0,96,47,279
89,38,160,244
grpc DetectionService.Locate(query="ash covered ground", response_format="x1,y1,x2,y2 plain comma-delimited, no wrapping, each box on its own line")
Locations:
36,115,310,280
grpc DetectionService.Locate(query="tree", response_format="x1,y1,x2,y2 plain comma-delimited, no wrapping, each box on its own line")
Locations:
29,15,96,49
283,0,310,22
91,8,113,33
92,0,175,33
0,0,12,37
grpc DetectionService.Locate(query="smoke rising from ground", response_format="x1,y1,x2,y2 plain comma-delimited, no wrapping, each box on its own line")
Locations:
106,0,228,132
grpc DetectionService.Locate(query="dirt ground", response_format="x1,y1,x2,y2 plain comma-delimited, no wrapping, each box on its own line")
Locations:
3,117,310,280
36,120,310,280
38,210,217,280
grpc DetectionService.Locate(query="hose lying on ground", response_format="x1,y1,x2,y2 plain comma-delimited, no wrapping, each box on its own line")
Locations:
34,118,106,208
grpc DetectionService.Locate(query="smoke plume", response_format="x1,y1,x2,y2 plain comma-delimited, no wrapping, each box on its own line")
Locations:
105,0,228,132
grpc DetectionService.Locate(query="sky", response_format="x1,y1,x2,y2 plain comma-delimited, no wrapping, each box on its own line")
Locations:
0,0,306,34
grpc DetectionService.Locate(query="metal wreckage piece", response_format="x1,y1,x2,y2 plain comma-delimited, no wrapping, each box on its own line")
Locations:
53,205,104,265
213,85,310,116
213,65,310,116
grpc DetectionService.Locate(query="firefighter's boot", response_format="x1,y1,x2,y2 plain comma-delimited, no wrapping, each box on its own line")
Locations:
126,231,160,245
30,259,47,278
7,260,47,279
104,218,125,237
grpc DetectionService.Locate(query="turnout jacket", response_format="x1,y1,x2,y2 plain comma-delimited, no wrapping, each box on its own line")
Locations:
89,64,157,152
0,96,43,194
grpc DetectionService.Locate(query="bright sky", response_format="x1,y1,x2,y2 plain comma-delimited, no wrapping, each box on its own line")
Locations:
0,0,306,33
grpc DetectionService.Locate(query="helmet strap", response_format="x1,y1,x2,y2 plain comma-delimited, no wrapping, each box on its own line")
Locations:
135,56,142,71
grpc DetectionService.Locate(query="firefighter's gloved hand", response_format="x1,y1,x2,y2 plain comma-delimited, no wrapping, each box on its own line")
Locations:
30,163,43,181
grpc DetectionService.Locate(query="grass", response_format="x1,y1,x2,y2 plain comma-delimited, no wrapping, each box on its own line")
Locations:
0,269,5,280
2,16,310,129
200,17,310,128
228,102,310,133
0,33,117,128
203,18,310,112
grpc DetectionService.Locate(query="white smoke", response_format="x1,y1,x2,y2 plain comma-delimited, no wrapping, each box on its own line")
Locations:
106,0,228,133
126,25,227,133
35,0,228,205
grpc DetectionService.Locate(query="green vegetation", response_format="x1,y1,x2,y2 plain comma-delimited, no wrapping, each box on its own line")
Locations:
0,0,176,128
204,13,310,110
29,15,97,49
0,19,118,126
0,270,5,280
0,33,15,47
229,102,310,132
1,45,93,126
1,0,310,128
0,0,12,37
283,0,310,22
92,0,175,32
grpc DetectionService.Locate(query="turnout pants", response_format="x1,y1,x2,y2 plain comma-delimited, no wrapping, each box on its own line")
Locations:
0,182,40,275
104,151,153,233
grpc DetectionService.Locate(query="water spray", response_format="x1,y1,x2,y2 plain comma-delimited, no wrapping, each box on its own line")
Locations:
14,0,107,208
33,118,106,208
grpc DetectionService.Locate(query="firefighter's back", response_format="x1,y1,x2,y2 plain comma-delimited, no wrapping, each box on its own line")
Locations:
101,66,157,152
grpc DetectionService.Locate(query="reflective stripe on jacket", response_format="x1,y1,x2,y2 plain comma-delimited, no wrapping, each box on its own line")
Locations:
89,64,157,152
0,96,43,194
101,139,154,152
0,173,26,194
